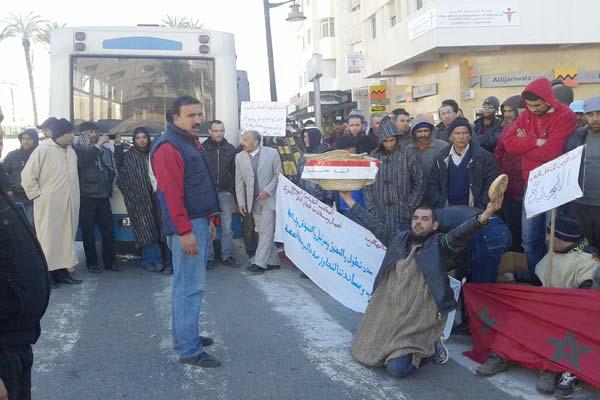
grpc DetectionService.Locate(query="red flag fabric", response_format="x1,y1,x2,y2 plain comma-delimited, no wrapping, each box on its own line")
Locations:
463,283,600,390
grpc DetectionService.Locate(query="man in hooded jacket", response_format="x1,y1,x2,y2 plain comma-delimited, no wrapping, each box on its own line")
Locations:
504,77,577,281
2,128,39,226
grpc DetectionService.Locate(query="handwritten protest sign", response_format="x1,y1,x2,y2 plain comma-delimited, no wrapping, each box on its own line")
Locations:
240,101,287,137
524,145,585,218
301,160,380,180
275,175,460,339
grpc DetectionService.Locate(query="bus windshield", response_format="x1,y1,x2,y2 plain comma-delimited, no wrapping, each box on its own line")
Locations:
72,56,215,134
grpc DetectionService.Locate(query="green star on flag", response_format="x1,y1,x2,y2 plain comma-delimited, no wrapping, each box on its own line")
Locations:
478,307,497,334
548,331,592,371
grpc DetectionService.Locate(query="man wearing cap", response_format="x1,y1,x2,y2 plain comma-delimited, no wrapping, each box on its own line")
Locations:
364,117,425,234
428,117,499,211
407,115,448,186
474,96,503,153
570,100,588,130
21,119,82,286
74,121,118,273
324,116,346,149
2,129,39,226
564,96,600,251
504,77,576,282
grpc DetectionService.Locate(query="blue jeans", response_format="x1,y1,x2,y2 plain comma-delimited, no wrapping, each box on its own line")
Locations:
468,217,512,283
386,355,415,378
521,208,548,273
142,243,161,264
167,217,210,359
208,192,235,261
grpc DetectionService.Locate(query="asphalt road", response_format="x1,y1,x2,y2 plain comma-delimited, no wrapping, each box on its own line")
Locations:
31,240,598,400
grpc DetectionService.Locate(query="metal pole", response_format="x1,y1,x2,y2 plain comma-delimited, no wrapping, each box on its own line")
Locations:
545,208,557,288
263,0,278,101
313,76,321,130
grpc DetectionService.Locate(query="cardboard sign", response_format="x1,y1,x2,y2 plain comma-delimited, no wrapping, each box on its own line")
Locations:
240,101,287,137
301,160,380,180
524,146,585,218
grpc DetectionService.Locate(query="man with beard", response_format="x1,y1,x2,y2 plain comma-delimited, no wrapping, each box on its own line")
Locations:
390,108,412,145
75,122,118,273
339,188,503,378
115,127,172,274
364,116,425,233
406,115,448,186
202,120,240,269
3,128,39,226
21,119,82,286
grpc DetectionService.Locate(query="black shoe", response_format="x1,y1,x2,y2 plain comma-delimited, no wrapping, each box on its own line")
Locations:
222,257,240,268
56,275,82,284
105,264,120,271
207,260,216,270
163,266,173,275
246,264,265,274
266,264,281,270
179,351,221,368
88,265,102,274
173,336,215,350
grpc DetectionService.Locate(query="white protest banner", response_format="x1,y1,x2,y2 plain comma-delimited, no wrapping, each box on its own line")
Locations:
524,145,584,218
301,160,380,181
275,175,460,339
240,101,287,137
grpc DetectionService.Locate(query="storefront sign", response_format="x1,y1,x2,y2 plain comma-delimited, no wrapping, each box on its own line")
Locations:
352,87,369,102
370,105,387,113
408,9,436,40
554,67,578,87
347,52,364,74
437,3,521,27
369,85,387,101
480,72,551,88
579,70,600,84
412,83,438,99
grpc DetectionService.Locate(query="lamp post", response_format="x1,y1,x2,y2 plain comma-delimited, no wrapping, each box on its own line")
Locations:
262,0,306,101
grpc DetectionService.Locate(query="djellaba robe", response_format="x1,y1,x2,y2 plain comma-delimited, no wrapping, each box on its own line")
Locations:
21,140,80,271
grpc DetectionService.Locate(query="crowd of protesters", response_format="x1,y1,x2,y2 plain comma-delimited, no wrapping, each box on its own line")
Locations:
1,78,600,398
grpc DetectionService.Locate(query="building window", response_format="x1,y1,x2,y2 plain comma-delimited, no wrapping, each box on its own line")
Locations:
371,16,377,38
388,1,397,27
350,0,360,12
307,28,311,45
320,18,335,38
416,0,423,10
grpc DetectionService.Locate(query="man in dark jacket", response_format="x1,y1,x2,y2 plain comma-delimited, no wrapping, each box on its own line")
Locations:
406,115,448,186
202,120,239,269
564,96,600,251
151,96,220,368
347,114,378,154
364,116,425,234
2,128,39,226
340,188,503,379
473,96,503,153
428,117,499,210
74,121,118,273
0,162,50,400
435,99,460,143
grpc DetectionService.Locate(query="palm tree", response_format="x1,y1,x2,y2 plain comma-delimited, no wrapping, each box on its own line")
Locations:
161,15,204,29
1,12,47,126
36,21,67,46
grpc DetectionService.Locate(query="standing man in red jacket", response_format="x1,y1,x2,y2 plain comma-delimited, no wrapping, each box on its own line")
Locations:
504,78,576,282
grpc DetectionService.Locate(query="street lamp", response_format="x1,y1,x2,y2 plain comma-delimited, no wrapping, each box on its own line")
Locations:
263,0,306,101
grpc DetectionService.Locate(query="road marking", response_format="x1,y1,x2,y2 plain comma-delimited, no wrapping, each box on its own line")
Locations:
153,277,230,400
34,279,98,374
248,270,407,400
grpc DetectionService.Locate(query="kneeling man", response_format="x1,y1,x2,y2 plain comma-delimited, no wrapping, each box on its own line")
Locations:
339,190,502,378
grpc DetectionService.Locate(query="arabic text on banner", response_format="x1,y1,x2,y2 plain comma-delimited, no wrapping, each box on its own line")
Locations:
274,175,459,339
524,145,584,218
240,101,287,137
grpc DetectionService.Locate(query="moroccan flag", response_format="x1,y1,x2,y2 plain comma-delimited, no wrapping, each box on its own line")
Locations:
463,284,600,390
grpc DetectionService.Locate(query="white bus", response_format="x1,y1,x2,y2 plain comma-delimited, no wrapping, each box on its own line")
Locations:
49,26,241,242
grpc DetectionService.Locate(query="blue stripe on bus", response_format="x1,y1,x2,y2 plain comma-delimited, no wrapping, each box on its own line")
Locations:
102,37,183,51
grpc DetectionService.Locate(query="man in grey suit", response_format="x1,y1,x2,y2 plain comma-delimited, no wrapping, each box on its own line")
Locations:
235,130,283,274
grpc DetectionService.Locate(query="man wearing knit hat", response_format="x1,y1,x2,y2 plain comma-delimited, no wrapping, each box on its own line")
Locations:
428,117,499,211
564,95,600,251
2,129,40,226
364,116,425,234
407,115,448,186
21,119,82,286
474,96,503,153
